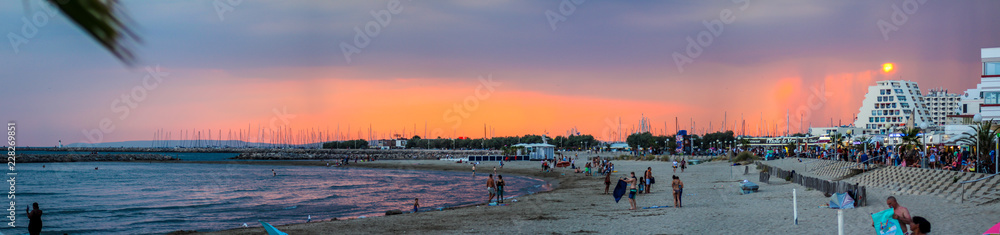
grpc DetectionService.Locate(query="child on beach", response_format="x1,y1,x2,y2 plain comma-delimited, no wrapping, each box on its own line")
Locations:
638,177,645,194
414,198,419,213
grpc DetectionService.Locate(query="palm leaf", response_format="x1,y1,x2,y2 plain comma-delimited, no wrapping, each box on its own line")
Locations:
47,0,140,66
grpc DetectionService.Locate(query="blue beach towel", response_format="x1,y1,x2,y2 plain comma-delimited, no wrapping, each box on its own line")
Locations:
613,180,626,203
871,209,904,235
260,220,289,235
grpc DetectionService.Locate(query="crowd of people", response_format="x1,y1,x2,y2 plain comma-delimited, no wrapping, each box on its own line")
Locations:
739,144,993,173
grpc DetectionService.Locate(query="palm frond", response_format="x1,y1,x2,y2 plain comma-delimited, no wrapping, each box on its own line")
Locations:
47,0,140,66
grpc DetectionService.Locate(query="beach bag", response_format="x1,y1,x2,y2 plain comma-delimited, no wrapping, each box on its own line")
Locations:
650,177,655,184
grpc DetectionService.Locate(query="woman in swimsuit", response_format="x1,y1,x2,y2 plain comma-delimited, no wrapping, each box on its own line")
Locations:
672,175,684,208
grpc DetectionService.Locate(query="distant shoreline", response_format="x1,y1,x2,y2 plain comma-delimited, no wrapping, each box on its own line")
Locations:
7,153,179,163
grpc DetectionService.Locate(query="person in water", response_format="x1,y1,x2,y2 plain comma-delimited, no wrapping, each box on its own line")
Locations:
272,169,276,177
26,202,42,235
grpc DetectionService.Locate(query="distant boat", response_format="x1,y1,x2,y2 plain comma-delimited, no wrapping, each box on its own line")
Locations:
259,220,289,235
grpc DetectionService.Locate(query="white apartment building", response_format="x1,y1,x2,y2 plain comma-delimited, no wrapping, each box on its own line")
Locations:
923,88,961,127
971,47,1000,121
853,80,932,135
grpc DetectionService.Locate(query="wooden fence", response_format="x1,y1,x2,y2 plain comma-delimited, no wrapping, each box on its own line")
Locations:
758,164,867,207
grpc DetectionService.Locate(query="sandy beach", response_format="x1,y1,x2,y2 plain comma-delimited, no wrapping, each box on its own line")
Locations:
193,155,1000,234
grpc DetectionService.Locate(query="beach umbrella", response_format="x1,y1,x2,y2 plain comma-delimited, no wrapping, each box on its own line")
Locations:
984,222,1000,235
260,220,289,235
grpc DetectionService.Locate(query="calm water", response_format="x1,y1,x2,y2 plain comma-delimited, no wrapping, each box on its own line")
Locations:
1,162,549,234
19,151,239,161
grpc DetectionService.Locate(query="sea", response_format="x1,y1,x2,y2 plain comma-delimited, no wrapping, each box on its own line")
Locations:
0,155,549,234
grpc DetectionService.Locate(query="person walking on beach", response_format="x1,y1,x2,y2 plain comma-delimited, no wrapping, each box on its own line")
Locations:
497,175,506,203
681,160,687,173
493,166,497,176
472,163,476,176
26,202,42,235
644,167,653,193
604,172,612,194
413,198,419,213
672,175,684,208
887,196,912,234
673,160,678,173
487,174,497,203
622,172,638,210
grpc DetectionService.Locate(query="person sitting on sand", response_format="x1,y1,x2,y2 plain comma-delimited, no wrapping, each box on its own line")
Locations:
887,196,912,234
623,172,638,210
487,174,497,203
672,175,684,208
497,175,506,203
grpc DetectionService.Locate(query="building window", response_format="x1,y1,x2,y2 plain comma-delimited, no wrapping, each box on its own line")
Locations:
877,97,882,102
897,96,906,101
985,62,1000,76
892,103,897,108
880,89,885,95
964,104,968,113
986,92,1000,105
889,96,894,101
870,117,874,122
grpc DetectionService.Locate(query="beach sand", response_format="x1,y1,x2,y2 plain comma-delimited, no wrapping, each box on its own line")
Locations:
194,156,1000,234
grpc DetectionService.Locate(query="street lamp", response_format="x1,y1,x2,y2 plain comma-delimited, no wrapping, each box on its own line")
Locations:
919,122,928,168
974,114,983,171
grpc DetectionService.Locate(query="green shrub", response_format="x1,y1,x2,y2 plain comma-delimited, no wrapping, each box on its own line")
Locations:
732,151,759,162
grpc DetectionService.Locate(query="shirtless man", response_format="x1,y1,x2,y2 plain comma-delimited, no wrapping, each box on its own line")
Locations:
887,196,912,234
622,172,638,210
487,174,497,203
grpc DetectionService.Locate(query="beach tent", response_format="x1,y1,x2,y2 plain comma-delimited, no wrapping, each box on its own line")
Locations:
984,222,1000,235
829,192,855,209
260,220,289,235
871,209,904,235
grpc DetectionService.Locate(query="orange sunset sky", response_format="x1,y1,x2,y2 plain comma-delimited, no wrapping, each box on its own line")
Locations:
2,1,998,146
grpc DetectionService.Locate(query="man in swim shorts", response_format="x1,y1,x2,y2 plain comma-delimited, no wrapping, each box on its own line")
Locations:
487,174,496,203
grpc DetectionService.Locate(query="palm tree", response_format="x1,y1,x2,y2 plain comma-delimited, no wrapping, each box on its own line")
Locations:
957,120,999,173
43,0,139,65
898,127,923,153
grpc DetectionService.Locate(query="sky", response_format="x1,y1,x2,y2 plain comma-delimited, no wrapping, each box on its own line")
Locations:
2,0,999,146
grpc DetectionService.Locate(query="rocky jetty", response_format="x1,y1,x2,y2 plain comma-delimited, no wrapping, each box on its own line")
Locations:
7,154,179,163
